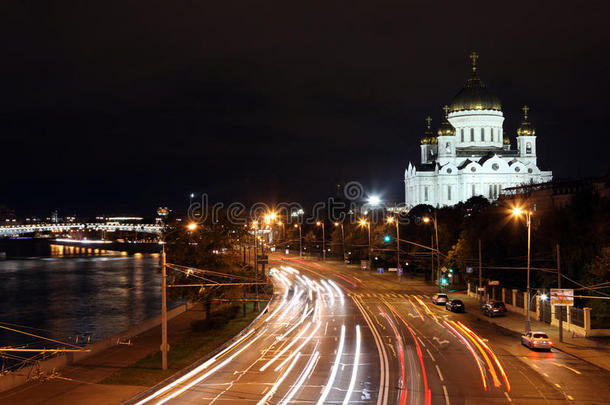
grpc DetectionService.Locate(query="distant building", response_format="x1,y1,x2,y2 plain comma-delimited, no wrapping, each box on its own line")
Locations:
405,53,552,208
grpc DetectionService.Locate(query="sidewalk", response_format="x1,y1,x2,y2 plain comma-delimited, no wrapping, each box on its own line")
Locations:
0,304,207,405
453,291,610,372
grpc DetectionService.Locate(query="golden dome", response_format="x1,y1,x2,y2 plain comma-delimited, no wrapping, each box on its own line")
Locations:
503,136,510,145
420,116,436,144
437,105,456,136
449,52,502,113
517,105,536,136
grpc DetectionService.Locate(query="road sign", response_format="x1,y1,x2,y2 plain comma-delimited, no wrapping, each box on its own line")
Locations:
388,267,397,272
361,260,369,270
488,280,500,285
466,267,474,273
397,268,403,275
550,288,574,306
477,287,486,292
377,268,384,274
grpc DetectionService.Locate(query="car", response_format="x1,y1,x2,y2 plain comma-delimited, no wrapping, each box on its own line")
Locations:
432,293,448,305
521,331,553,350
482,301,506,317
445,299,465,312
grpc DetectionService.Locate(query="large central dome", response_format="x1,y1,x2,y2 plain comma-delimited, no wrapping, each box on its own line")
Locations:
449,53,502,113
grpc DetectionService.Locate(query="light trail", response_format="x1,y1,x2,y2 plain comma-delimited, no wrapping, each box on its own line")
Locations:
279,350,320,405
387,304,431,405
443,321,488,391
256,352,301,405
452,321,501,388
407,297,425,321
456,321,511,392
379,307,407,405
274,321,322,371
259,322,312,372
342,325,361,405
133,329,258,405
334,273,358,287
141,328,264,405
320,279,335,306
327,279,345,305
277,304,311,341
316,324,346,405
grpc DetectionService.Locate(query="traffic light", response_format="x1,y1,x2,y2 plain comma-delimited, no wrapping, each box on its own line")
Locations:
440,277,449,286
383,235,391,242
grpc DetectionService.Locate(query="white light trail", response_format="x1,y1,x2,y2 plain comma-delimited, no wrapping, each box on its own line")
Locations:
279,351,320,405
256,352,302,405
342,325,361,405
328,280,345,305
320,279,335,306
260,322,312,372
274,321,322,371
316,324,346,405
277,304,311,341
138,328,264,405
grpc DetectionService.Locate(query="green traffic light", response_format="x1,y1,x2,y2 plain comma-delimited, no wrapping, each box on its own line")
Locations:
441,277,449,285
383,235,391,242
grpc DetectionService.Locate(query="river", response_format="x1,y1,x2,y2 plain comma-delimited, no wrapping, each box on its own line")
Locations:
0,246,179,362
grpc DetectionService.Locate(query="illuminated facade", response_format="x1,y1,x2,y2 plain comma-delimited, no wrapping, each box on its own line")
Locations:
404,53,552,208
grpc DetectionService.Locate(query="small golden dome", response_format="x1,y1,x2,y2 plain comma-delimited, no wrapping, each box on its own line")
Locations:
503,136,510,145
517,105,536,136
420,116,436,144
437,105,456,136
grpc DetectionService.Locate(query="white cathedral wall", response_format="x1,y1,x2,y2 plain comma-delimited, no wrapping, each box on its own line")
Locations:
448,110,505,148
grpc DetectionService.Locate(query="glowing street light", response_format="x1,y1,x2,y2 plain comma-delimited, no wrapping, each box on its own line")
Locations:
423,214,441,291
512,205,534,333
368,195,381,206
316,221,326,262
359,218,371,270
186,222,198,231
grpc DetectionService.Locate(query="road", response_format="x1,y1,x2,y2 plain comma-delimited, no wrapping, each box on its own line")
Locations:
130,257,610,405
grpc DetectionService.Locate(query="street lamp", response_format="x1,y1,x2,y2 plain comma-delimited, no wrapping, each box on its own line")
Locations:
359,218,371,270
423,214,441,291
334,221,345,265
160,222,198,370
316,221,326,262
294,223,302,258
512,206,533,333
386,216,400,273
368,195,381,206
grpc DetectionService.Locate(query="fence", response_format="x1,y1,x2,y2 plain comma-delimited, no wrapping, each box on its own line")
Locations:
515,291,524,308
571,307,585,327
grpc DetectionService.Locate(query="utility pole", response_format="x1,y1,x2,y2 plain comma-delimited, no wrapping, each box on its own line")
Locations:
434,213,440,292
161,243,168,370
478,239,483,302
557,244,563,342
431,234,435,281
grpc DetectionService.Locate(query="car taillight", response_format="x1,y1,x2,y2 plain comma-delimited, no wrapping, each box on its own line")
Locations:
533,340,538,344
548,341,553,345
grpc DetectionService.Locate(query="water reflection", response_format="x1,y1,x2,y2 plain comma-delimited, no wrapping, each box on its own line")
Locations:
0,250,179,353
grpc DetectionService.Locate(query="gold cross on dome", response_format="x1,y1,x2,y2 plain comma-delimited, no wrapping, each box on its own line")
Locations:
522,105,530,120
443,105,450,117
425,116,432,129
470,51,479,72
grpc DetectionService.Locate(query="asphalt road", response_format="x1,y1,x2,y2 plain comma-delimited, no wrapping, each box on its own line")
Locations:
130,257,610,405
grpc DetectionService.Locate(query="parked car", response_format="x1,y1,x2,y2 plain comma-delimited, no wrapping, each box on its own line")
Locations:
482,301,506,317
521,332,553,350
445,299,465,312
432,293,448,305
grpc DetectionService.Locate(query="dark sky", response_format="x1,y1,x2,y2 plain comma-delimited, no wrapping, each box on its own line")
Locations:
1,1,608,217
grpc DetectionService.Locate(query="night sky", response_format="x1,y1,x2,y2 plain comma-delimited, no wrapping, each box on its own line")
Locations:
1,1,608,217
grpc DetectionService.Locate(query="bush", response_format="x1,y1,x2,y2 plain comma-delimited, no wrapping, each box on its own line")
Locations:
191,305,242,332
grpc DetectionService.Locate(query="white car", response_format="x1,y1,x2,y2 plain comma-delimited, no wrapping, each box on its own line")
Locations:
432,293,448,305
521,332,553,350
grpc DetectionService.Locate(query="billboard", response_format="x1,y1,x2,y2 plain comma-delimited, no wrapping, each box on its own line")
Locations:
550,288,574,306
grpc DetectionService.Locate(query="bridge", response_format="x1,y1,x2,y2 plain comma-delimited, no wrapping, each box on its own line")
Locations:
0,223,163,237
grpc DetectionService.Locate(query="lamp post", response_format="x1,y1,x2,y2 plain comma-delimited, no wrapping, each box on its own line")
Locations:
386,216,400,272
512,207,533,333
316,221,326,261
160,222,198,370
291,210,304,258
334,222,345,265
423,213,440,291
359,218,371,271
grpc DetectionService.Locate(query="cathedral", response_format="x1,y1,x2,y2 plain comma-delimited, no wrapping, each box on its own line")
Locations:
404,53,552,208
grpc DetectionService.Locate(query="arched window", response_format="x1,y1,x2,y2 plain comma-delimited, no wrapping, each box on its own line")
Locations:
445,142,451,153
481,128,485,142
448,185,452,201
460,129,464,142
526,142,532,154
491,128,494,142
470,128,474,142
